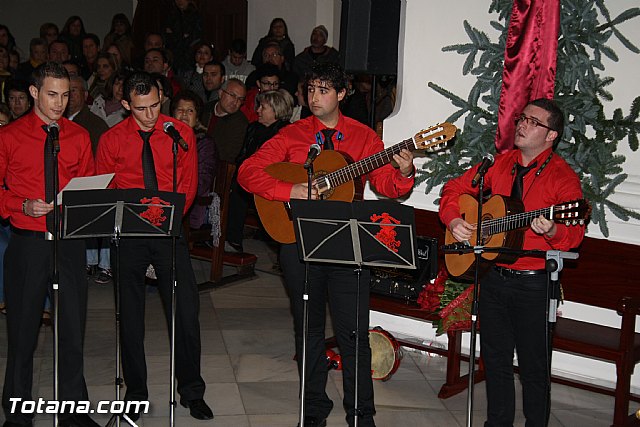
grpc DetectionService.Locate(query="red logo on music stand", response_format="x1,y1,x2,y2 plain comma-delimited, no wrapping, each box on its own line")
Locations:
371,212,401,253
140,196,170,226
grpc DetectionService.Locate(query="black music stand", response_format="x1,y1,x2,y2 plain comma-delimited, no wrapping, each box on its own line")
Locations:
290,199,416,427
62,189,184,426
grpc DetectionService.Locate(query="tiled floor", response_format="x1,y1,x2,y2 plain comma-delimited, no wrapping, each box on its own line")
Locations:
0,238,616,426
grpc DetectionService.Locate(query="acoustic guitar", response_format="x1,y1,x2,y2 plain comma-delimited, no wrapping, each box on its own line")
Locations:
444,194,590,279
254,123,457,244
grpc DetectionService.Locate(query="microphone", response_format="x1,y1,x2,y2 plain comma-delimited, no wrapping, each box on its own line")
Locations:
303,144,322,169
163,122,189,151
47,122,60,153
471,153,494,187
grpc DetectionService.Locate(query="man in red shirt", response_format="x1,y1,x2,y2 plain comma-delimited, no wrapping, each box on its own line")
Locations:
238,62,415,427
0,62,98,427
439,99,585,426
95,72,212,422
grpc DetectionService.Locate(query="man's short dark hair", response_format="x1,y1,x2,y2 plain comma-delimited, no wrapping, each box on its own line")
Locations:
145,47,168,64
171,90,204,118
123,71,159,103
29,38,47,52
145,32,164,46
31,62,70,90
203,60,225,76
150,72,173,99
82,33,100,47
48,39,70,54
528,98,564,146
305,62,348,93
256,64,280,81
229,39,247,55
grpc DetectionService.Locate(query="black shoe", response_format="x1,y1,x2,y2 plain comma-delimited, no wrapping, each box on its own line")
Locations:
3,422,33,427
86,265,97,277
180,398,213,420
59,413,100,427
297,417,327,427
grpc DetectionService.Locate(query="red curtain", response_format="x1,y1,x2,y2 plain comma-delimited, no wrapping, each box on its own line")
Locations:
494,0,560,152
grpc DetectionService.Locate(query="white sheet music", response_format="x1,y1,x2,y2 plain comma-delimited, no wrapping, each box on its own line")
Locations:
55,173,115,204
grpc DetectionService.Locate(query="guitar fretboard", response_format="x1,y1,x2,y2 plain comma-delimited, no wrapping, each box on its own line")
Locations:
481,207,552,236
314,138,416,189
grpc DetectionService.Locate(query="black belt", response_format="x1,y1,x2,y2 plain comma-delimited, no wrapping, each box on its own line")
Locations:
10,225,54,240
494,266,547,277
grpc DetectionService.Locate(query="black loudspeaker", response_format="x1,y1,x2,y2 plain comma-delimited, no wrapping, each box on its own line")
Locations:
339,0,401,75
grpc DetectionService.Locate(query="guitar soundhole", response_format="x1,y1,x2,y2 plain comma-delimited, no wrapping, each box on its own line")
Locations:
480,213,494,245
314,170,334,199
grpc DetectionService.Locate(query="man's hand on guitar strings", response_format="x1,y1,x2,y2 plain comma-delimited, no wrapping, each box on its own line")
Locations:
290,183,320,200
531,214,557,239
393,149,415,177
449,217,476,243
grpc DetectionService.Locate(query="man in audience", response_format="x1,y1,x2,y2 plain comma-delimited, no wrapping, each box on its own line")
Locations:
206,78,248,163
197,60,225,105
48,39,71,64
294,25,340,78
81,33,101,80
96,71,212,422
222,38,254,83
144,48,181,96
133,32,165,70
0,61,99,427
247,42,297,98
240,64,280,123
15,38,47,81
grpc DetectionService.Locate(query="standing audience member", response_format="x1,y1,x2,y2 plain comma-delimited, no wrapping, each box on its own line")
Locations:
171,90,217,230
15,38,48,82
222,38,254,83
96,71,213,422
59,15,86,63
206,78,248,163
293,25,340,78
199,61,225,124
164,0,203,76
250,18,295,71
226,89,293,252
0,61,99,427
90,71,128,128
4,79,32,120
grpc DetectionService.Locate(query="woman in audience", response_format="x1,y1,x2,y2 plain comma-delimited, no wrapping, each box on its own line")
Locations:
39,22,60,46
88,51,118,100
182,41,214,100
251,18,295,71
103,13,135,67
226,89,293,252
105,42,132,72
0,25,16,53
4,79,31,120
59,15,86,62
90,71,127,127
171,90,217,230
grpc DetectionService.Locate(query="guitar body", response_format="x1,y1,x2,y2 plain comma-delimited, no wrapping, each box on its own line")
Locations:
445,194,525,279
254,150,354,244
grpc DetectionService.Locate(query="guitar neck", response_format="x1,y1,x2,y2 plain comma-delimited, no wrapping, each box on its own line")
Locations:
315,138,416,188
482,206,552,236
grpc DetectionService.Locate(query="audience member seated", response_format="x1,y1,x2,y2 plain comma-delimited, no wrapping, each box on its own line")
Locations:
103,13,135,69
206,78,248,164
0,25,17,52
15,38,47,82
62,60,82,78
0,46,12,94
144,48,181,96
250,18,295,71
67,76,109,155
59,15,86,63
171,90,217,230
88,51,118,100
247,42,297,98
164,0,203,76
90,71,128,127
341,74,396,126
293,25,340,78
182,41,214,100
48,38,72,64
81,33,101,80
4,79,32,121
240,64,280,123
290,78,311,122
39,22,59,46
226,89,293,252
8,50,19,75
198,61,226,126
0,102,9,126
132,31,165,70
222,38,255,83
152,73,175,116
106,42,133,73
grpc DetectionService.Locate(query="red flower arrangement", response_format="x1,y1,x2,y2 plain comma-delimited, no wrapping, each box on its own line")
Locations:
417,268,474,335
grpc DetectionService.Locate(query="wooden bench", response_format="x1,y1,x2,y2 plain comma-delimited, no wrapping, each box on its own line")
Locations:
371,208,640,427
186,160,257,289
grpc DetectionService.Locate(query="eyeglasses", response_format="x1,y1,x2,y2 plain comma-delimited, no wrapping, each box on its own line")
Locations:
264,52,281,58
514,114,555,131
259,80,279,88
222,89,246,103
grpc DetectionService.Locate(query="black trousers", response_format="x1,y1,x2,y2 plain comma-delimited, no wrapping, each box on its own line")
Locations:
2,234,89,425
479,267,551,427
114,236,205,402
280,244,375,426
225,178,252,247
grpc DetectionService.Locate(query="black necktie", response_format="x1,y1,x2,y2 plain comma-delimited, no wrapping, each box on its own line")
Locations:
510,162,537,201
321,129,336,151
139,130,158,190
42,125,55,233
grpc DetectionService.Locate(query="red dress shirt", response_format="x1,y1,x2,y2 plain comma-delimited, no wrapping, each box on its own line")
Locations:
0,111,95,232
239,87,259,123
95,113,198,213
237,113,415,201
439,148,585,270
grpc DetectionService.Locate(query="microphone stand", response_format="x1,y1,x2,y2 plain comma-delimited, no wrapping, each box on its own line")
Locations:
52,136,60,427
169,138,179,426
298,159,315,427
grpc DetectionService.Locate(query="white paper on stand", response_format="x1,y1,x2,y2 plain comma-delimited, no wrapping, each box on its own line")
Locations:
56,173,115,204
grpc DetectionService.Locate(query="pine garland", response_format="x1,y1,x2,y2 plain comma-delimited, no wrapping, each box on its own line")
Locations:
420,0,640,236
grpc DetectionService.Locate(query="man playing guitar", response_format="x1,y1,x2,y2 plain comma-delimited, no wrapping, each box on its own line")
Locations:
237,62,414,427
439,98,585,426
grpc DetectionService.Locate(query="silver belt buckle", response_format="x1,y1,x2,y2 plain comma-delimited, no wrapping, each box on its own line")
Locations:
45,232,54,241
